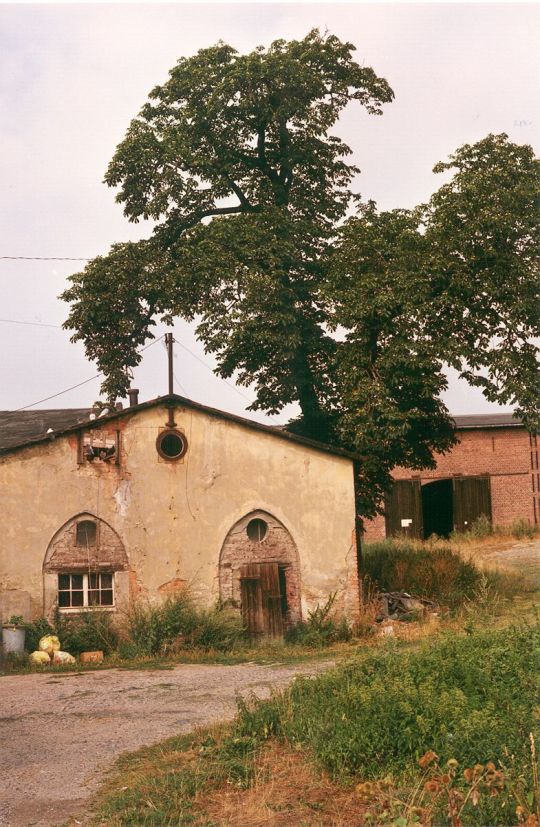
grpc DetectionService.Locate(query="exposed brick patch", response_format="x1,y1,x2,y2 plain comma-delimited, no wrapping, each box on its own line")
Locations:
44,514,129,572
219,511,302,624
158,577,188,594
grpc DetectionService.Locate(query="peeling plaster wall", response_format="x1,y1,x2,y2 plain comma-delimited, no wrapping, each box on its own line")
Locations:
0,405,357,621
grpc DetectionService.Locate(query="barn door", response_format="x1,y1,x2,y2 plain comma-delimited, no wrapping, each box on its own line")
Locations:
385,480,423,539
453,476,491,533
240,562,284,640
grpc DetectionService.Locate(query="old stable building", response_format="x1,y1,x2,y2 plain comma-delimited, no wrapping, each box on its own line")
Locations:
0,395,360,637
364,414,538,541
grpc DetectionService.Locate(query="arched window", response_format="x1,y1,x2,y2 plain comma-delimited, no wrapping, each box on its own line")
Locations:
44,515,128,613
75,520,97,546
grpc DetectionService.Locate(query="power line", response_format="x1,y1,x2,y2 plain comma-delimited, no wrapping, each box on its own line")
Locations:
0,256,91,261
15,334,166,411
7,321,256,409
0,318,63,329
174,339,254,405
14,374,102,411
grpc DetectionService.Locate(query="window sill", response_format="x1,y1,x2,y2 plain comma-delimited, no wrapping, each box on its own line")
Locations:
58,606,116,614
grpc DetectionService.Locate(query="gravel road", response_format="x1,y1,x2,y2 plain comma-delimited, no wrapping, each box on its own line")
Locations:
0,660,332,827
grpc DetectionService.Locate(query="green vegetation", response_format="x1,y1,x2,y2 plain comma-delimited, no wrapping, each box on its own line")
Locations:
24,616,55,653
450,515,539,543
56,609,120,656
123,593,247,656
285,593,352,647
93,622,540,826
362,539,525,608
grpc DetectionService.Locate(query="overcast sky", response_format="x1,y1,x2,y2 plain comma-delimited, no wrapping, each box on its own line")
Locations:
1,2,538,421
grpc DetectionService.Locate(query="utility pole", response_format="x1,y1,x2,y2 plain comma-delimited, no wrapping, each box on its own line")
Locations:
165,332,174,396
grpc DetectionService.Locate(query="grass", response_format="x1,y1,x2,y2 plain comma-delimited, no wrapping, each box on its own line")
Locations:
362,537,529,608
92,620,540,826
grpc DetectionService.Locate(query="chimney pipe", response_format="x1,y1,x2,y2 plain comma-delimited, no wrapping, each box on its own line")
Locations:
128,389,139,407
115,401,123,411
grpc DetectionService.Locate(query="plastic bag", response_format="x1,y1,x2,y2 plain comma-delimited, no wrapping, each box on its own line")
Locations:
38,635,61,655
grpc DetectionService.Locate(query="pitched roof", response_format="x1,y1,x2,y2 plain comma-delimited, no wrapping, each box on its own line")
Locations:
0,395,358,461
0,399,523,459
452,413,523,429
0,409,92,451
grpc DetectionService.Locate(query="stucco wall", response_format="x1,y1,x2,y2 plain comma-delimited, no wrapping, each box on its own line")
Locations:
0,403,358,623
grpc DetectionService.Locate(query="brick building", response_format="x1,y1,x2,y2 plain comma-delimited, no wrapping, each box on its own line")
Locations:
363,414,538,541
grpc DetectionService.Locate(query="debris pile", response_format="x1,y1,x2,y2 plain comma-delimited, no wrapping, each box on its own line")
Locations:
376,592,438,622
29,634,76,665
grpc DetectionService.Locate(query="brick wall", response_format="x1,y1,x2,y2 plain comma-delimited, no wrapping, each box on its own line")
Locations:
219,511,302,625
363,427,538,541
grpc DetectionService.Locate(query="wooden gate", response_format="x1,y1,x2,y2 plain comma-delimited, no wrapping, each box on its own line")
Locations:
385,479,423,539
453,476,491,533
240,562,284,640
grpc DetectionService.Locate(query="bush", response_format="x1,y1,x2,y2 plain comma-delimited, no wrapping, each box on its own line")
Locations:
362,539,482,608
24,617,55,653
468,513,493,538
56,610,119,655
123,592,246,656
285,593,352,647
510,517,536,539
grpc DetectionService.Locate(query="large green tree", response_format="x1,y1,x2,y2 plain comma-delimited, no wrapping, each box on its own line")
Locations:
63,32,539,518
63,30,393,439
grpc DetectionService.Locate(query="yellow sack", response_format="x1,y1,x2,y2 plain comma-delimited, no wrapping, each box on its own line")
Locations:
29,650,50,665
38,635,61,655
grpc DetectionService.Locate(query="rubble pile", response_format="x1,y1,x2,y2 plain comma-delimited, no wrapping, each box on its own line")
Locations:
376,591,438,622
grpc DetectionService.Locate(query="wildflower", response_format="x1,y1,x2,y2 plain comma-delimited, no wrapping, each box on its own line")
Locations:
419,750,439,768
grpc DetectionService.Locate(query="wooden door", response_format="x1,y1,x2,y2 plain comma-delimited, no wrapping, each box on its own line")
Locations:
240,562,284,640
453,476,491,533
385,479,423,539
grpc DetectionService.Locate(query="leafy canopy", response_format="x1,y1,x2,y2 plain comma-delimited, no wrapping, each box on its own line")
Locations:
62,31,539,518
64,30,393,441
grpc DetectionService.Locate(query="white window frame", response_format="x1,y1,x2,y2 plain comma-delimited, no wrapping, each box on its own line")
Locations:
57,572,115,612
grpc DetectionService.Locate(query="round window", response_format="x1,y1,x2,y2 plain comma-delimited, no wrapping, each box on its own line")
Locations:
156,429,188,461
246,518,268,542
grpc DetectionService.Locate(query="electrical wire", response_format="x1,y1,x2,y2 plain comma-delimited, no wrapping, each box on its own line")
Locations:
14,334,166,411
174,339,254,405
0,256,91,261
4,317,256,408
0,318,63,329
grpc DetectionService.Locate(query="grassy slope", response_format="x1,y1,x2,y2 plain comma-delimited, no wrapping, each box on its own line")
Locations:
92,619,540,826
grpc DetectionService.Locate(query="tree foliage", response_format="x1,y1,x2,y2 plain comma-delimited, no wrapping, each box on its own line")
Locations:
63,30,393,439
62,31,539,518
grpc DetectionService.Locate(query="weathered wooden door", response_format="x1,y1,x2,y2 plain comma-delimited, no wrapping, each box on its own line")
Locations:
385,479,423,539
453,476,491,533
240,562,284,640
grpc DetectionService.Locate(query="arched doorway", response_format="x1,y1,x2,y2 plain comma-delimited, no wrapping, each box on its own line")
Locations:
43,514,129,616
219,510,301,638
421,480,453,539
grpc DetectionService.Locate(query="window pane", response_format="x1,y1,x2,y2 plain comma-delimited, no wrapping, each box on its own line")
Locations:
89,573,99,589
71,590,84,607
76,520,97,546
88,590,100,606
100,590,114,606
100,573,113,588
58,574,70,590
71,574,83,589
58,591,71,607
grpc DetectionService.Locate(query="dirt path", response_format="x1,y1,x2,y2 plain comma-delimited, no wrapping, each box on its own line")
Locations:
0,660,332,827
459,536,540,588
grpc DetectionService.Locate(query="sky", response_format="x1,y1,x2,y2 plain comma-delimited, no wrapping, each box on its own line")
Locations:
1,2,538,422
